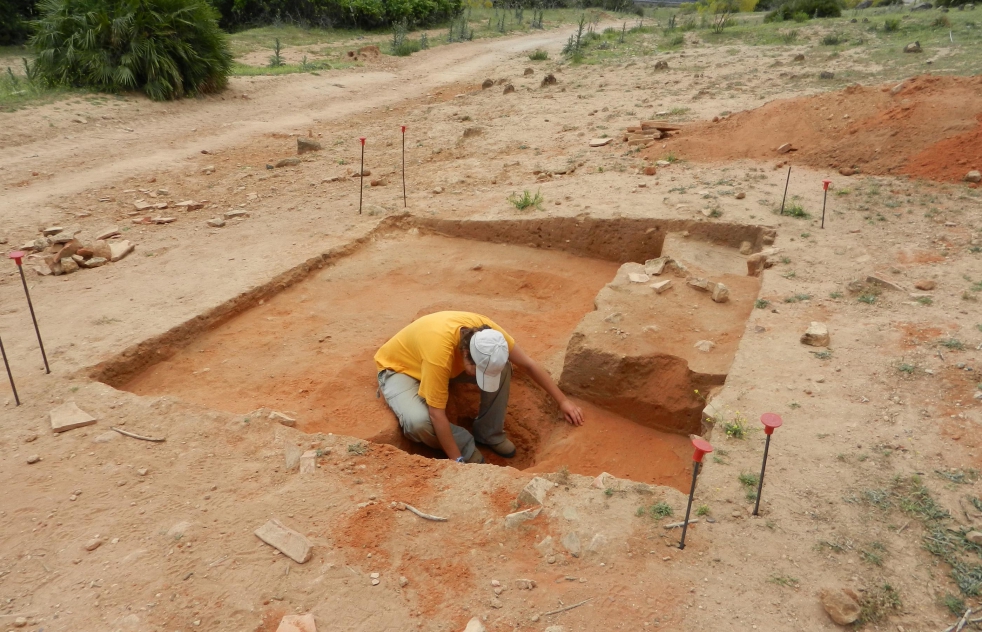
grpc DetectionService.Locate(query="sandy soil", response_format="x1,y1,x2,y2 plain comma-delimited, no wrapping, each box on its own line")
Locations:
1,19,982,632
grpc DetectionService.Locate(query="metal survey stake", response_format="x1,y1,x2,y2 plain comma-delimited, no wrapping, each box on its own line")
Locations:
358,137,366,215
401,125,407,208
779,165,792,215
8,251,50,374
753,413,783,516
679,435,713,550
0,331,19,406
821,179,832,229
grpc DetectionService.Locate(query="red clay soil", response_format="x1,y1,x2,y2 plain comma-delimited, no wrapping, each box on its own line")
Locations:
653,75,982,182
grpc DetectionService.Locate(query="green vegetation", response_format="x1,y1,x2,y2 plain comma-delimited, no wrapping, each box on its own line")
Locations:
347,442,368,456
782,202,810,219
769,575,799,588
31,0,232,101
754,298,770,309
528,49,548,60
783,293,811,303
859,583,902,624
940,338,966,351
509,189,543,211
646,501,673,518
696,504,710,516
739,471,759,502
211,0,462,31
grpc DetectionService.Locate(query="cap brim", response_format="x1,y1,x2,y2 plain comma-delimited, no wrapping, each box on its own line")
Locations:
475,367,501,393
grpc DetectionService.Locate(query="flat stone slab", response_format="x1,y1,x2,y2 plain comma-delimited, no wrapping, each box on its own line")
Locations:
49,402,97,433
276,614,317,632
255,519,312,563
518,476,552,506
504,507,541,528
589,138,612,147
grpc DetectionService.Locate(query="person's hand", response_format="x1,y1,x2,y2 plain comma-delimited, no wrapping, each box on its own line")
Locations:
559,399,584,426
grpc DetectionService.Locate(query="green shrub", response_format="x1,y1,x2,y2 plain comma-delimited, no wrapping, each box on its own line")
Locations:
765,0,841,22
211,0,463,30
0,0,38,45
31,0,233,101
884,17,901,31
821,32,843,45
529,49,549,61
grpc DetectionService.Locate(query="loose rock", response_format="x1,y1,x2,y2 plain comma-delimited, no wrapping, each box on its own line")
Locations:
49,401,97,433
505,507,541,528
502,84,515,95
541,74,557,87
777,142,793,154
966,170,982,183
819,588,861,625
687,277,711,292
275,157,301,168
26,454,40,464
276,613,317,632
207,218,226,228
255,519,313,563
694,340,715,353
903,41,922,53
966,531,982,545
561,531,581,558
524,67,534,76
628,272,650,283
801,322,830,347
735,191,746,200
651,280,673,294
654,60,668,70
85,538,104,551
518,476,552,506
463,617,486,632
109,240,135,262
914,279,936,291
297,137,322,155
711,283,730,303
481,79,494,89
819,71,835,80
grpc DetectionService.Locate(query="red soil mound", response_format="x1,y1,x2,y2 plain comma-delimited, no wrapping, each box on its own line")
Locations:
650,75,982,183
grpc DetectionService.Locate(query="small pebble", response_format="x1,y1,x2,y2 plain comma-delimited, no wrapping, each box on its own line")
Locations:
370,572,380,579
547,555,556,564
85,538,103,551
26,455,40,464
399,576,409,587
137,468,148,476
371,579,380,586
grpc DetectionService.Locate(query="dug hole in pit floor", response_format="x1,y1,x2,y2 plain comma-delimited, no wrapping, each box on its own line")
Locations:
89,214,774,491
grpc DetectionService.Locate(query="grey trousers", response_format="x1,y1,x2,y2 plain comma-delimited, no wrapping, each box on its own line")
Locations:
377,364,512,460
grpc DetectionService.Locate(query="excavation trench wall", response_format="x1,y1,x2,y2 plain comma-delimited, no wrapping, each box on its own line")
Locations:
89,214,768,484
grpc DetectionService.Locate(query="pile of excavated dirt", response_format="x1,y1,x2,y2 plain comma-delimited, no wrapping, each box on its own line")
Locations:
653,75,982,183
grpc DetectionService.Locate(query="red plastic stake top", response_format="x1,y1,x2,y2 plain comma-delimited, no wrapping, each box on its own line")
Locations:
8,251,25,267
359,137,366,146
760,412,784,436
401,125,406,134
690,436,713,463
822,179,832,191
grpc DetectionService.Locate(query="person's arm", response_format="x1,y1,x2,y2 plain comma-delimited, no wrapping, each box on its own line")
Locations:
509,344,584,426
427,406,463,460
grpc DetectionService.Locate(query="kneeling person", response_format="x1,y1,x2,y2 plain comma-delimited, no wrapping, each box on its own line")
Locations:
375,311,583,463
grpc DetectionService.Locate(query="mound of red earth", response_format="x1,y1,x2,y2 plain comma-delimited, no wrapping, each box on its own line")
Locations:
650,75,982,183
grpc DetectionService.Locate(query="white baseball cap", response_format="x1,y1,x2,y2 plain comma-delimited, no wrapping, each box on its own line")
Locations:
470,329,510,392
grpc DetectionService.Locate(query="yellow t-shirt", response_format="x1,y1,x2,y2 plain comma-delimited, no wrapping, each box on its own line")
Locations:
374,311,515,409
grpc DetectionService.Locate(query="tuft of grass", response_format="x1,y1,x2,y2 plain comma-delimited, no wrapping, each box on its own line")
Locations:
859,583,902,624
722,414,747,439
829,291,843,299
883,17,901,33
783,293,811,303
858,292,878,305
811,350,833,360
943,593,967,616
783,202,810,219
779,29,799,44
696,504,710,516
935,469,979,485
940,338,965,351
916,296,933,306
860,541,886,566
897,362,916,375
268,37,284,67
509,189,544,211
347,442,368,456
754,298,770,309
821,32,843,46
648,501,673,518
528,49,548,61
769,575,799,588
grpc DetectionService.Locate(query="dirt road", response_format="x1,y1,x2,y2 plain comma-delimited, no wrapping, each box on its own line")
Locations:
0,28,574,215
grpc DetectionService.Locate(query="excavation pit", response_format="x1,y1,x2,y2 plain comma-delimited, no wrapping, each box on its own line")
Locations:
92,215,769,491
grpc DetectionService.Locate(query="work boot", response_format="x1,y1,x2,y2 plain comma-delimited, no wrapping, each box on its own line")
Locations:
465,450,486,464
485,437,516,458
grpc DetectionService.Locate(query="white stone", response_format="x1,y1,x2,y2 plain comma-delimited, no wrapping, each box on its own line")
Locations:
463,617,486,632
109,240,135,262
505,507,541,528
276,613,316,632
651,280,673,293
561,531,581,557
800,322,830,347
644,257,668,275
589,138,612,147
711,283,730,303
966,170,981,183
255,519,312,563
269,411,296,426
694,340,715,353
628,272,650,283
518,476,552,506
299,450,317,475
49,402,97,433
